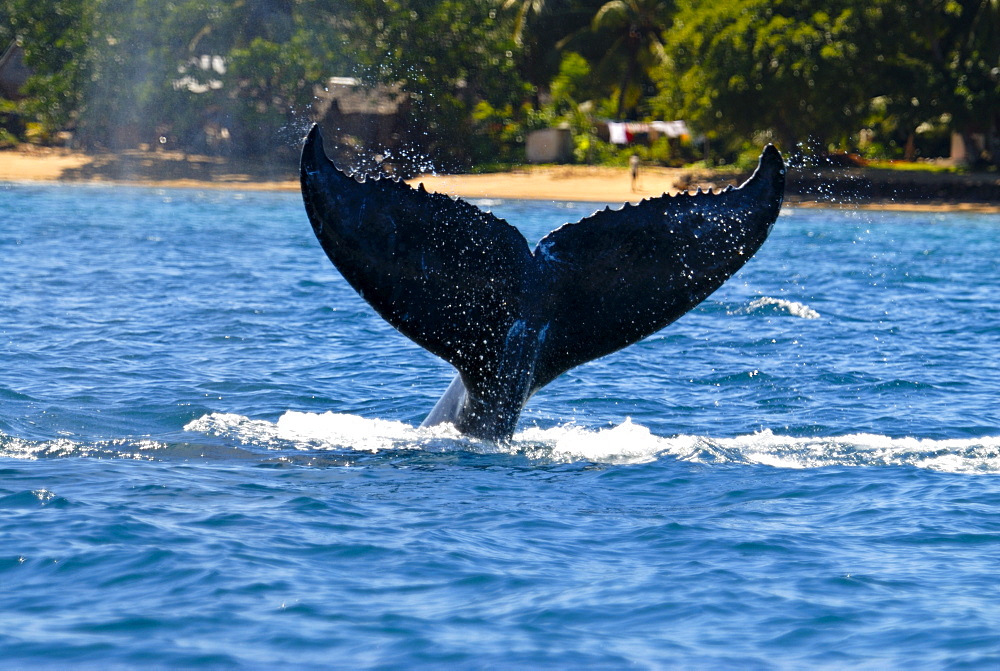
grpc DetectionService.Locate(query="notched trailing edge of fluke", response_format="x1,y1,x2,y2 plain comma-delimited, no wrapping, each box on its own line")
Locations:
299,123,786,441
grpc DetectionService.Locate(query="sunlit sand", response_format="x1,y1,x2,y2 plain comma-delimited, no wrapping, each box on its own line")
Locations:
1,147,997,212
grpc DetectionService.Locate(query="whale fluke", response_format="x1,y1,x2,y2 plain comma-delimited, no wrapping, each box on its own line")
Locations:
300,124,785,440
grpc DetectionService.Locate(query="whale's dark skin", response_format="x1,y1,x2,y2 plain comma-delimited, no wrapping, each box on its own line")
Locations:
300,124,785,440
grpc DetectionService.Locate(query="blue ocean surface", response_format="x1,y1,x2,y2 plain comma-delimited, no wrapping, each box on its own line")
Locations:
2,180,999,668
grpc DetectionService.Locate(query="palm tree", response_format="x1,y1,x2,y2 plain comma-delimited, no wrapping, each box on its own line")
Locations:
504,0,549,46
589,0,670,118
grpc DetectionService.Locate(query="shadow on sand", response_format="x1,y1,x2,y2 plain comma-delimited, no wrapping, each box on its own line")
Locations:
59,149,297,187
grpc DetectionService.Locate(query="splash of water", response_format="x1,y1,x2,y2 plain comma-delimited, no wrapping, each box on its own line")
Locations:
179,412,1000,474
731,296,821,319
4,413,997,474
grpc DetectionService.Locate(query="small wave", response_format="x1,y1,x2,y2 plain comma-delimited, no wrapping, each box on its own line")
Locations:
183,413,1000,474
0,435,81,459
468,198,505,209
515,425,1000,473
0,434,166,460
733,296,820,319
514,419,697,464
523,426,1000,473
0,488,71,509
708,430,1000,474
186,412,677,462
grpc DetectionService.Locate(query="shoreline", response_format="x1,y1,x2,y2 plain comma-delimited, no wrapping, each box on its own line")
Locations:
2,146,998,213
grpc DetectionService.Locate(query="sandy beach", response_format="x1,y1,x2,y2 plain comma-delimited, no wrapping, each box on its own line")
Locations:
2,146,998,212
0,146,717,203
411,164,726,204
1,147,93,182
0,146,301,191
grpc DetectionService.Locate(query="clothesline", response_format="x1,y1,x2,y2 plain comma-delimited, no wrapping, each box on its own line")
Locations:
606,120,691,145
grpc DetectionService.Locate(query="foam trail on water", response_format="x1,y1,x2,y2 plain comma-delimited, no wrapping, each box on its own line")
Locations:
275,411,443,452
182,413,1000,474
718,430,1000,474
185,411,462,453
5,416,999,474
514,419,697,464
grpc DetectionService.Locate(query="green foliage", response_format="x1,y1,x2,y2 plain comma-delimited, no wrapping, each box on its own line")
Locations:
2,0,997,166
588,0,671,118
550,52,593,110
631,135,701,166
653,0,999,164
2,0,523,164
567,133,624,165
3,0,94,136
471,100,529,163
225,37,313,156
653,0,870,155
866,0,999,164
346,0,528,167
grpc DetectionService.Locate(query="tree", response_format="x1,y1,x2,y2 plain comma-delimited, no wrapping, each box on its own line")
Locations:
2,0,95,138
871,0,1000,164
653,0,871,154
589,0,671,119
505,0,549,46
653,0,999,163
4,1,350,155
345,0,527,167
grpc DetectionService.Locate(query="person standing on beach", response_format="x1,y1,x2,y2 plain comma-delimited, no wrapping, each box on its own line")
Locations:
629,154,640,192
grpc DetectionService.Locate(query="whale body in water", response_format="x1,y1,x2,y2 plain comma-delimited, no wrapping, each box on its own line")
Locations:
300,124,785,440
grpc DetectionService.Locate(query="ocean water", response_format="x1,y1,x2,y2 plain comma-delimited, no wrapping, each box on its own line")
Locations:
2,181,999,668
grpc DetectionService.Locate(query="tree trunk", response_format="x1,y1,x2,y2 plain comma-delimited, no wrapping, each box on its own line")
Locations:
616,47,639,119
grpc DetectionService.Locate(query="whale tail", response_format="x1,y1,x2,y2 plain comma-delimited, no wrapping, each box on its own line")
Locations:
300,124,785,440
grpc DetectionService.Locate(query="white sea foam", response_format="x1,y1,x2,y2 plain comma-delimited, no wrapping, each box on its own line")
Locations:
184,412,285,446
711,430,1000,474
0,436,81,459
0,434,165,460
735,296,820,319
180,413,1000,474
184,411,462,453
275,411,429,452
6,415,998,475
514,418,697,464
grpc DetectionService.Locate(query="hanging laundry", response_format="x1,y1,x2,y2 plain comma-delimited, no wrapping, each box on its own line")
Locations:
650,120,690,138
607,122,629,145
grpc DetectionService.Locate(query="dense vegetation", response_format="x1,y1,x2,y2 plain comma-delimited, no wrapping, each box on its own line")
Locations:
1,0,997,170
